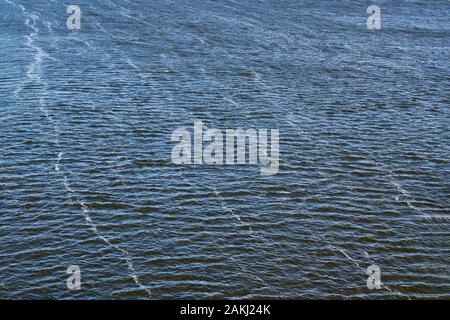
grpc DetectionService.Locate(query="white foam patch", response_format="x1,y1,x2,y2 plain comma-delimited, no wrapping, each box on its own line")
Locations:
55,152,63,172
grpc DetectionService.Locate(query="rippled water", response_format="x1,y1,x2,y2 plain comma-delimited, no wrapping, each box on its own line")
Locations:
0,0,449,299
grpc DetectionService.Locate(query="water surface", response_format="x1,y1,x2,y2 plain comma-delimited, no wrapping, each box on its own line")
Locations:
0,0,449,299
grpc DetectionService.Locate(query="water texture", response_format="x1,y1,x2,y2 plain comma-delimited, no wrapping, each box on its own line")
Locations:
0,0,449,299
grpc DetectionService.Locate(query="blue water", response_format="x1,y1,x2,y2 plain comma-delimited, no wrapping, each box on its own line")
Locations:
0,0,449,299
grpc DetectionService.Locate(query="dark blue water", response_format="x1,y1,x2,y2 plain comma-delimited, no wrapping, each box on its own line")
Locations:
0,0,449,299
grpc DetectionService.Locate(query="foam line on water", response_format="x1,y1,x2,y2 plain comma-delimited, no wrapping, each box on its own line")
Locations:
110,1,402,295
9,1,152,298
212,186,299,293
170,158,283,291
371,161,441,220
